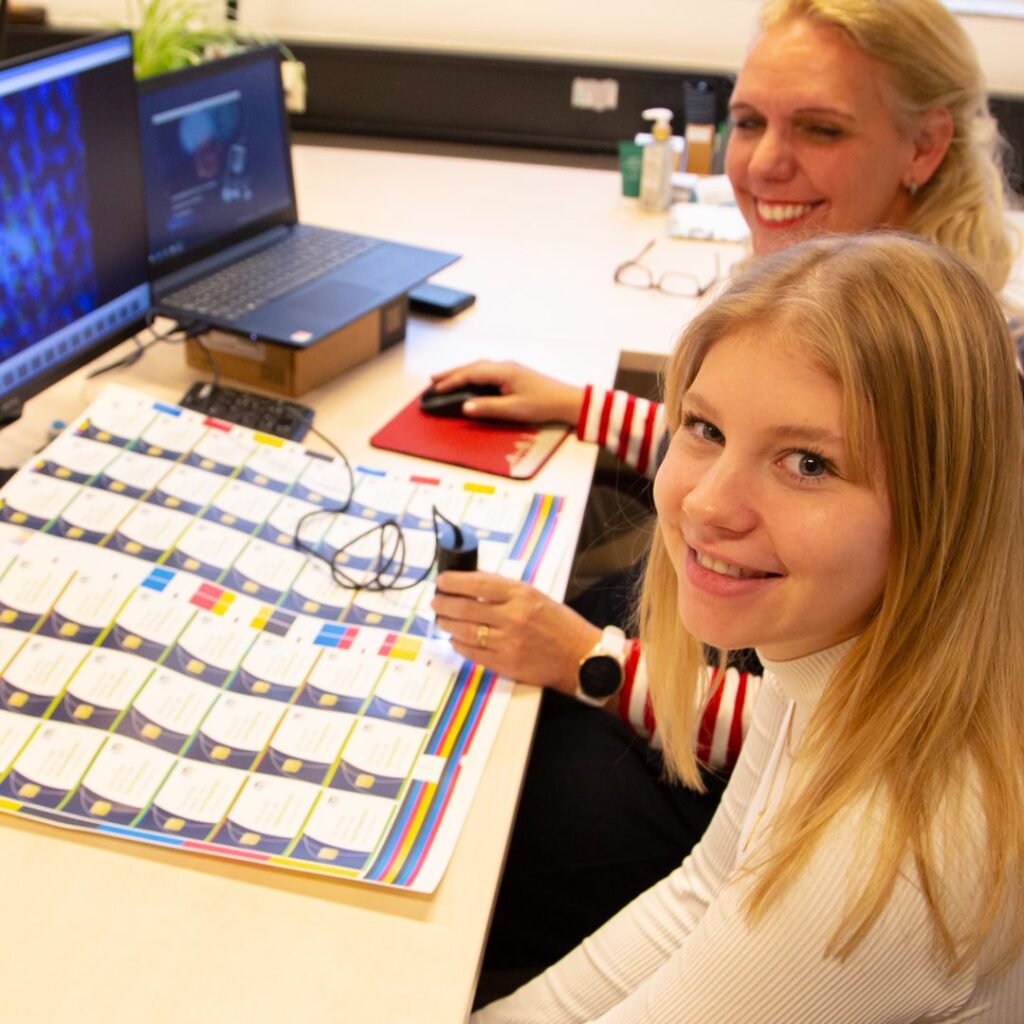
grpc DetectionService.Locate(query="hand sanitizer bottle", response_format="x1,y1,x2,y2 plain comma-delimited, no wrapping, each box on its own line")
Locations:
639,107,674,213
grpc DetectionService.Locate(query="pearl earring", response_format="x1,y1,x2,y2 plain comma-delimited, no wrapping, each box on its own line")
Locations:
907,178,920,197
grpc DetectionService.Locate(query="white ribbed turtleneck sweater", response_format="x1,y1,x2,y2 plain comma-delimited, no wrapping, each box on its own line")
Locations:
472,640,1023,1023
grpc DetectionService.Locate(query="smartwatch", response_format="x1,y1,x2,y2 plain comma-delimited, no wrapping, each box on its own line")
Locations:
575,625,627,706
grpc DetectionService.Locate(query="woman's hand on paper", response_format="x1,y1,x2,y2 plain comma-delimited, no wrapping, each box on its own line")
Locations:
431,570,600,695
428,361,584,426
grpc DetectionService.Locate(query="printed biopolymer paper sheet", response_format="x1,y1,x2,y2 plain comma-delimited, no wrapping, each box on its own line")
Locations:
0,385,568,892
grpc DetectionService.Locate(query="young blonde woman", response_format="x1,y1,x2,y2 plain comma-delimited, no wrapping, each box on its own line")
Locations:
474,232,1024,1022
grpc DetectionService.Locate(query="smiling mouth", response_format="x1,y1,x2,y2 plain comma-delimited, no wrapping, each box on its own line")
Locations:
754,199,823,225
695,550,780,580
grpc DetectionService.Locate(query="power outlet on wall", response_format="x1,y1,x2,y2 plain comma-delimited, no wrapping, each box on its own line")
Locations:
570,76,619,112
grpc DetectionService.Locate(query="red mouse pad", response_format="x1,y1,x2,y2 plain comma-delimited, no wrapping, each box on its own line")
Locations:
370,395,570,479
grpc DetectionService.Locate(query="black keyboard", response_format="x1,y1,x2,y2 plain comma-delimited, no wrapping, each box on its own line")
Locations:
179,382,315,441
164,227,379,321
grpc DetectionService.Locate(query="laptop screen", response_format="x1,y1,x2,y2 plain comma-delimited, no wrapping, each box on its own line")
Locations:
0,32,150,415
138,47,295,276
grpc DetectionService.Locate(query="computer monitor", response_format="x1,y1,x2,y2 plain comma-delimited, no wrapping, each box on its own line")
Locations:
0,32,150,423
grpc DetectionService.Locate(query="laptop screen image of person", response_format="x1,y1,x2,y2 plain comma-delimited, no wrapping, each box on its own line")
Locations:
137,46,458,347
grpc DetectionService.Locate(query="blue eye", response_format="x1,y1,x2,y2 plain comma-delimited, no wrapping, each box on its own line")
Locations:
682,413,724,445
781,450,833,481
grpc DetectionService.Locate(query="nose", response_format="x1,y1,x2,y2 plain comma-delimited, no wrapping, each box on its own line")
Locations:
681,454,758,535
745,126,795,183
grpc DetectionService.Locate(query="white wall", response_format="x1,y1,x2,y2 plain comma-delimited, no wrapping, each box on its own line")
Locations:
48,0,1024,95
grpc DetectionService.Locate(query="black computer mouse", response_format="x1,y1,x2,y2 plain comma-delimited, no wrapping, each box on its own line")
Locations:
419,382,502,418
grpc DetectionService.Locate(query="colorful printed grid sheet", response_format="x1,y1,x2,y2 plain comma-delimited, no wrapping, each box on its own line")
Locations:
0,385,567,892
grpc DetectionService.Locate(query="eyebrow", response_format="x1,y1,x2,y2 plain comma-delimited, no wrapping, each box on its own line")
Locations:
728,100,857,123
682,392,846,448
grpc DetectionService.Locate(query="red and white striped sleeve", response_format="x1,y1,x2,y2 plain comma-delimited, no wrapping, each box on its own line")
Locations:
577,386,668,479
616,640,760,772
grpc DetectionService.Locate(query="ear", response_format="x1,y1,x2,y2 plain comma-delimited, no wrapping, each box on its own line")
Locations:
906,106,954,190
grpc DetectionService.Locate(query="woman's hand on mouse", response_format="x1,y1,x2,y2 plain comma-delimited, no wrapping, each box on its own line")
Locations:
429,361,585,426
431,570,600,694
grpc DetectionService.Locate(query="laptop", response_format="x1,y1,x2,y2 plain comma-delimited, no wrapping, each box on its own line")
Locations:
137,47,458,346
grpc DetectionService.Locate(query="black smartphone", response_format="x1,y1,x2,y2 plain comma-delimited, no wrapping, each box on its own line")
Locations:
408,283,476,317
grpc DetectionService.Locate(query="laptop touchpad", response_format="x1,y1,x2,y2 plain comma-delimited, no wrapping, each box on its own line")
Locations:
297,280,380,313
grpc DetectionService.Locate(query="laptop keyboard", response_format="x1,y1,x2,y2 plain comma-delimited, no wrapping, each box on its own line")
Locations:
164,227,380,321
179,382,315,441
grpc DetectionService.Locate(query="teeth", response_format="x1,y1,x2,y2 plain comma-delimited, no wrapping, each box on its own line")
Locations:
756,201,815,223
696,551,770,580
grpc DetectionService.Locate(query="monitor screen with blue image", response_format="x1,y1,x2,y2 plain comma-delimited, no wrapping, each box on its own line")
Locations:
0,32,150,420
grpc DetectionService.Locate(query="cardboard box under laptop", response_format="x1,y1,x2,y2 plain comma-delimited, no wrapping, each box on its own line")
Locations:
185,295,408,397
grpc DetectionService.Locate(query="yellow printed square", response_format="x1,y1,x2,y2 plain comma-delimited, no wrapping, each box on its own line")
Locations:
122,634,142,650
73,703,94,721
307,492,322,504
254,474,268,486
251,680,271,695
355,773,374,790
281,758,302,774
147,446,163,457
66,527,84,539
317,846,339,862
276,533,290,545
239,831,261,847
220,514,236,526
334,553,349,565
365,613,382,625
96,431,111,442
8,692,27,708
361,509,375,519
186,659,205,675
141,723,162,741
110,480,125,492
10,512,26,524
200,459,215,470
251,617,268,630
303,600,320,614
387,706,406,720
212,599,232,615
0,610,15,624
90,800,111,817
242,581,259,594
17,783,39,799
164,496,180,508
211,745,231,761
56,467,71,479
184,558,200,571
162,816,185,832
318,693,337,708
125,541,142,555
59,622,79,638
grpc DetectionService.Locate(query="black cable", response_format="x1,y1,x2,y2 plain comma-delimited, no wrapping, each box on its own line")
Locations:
87,316,209,379
293,498,464,592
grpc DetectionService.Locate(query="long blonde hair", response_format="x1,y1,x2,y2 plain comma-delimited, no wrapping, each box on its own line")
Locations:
640,232,1024,966
758,0,1018,293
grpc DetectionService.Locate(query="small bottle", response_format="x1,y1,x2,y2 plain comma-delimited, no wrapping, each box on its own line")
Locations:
639,107,674,213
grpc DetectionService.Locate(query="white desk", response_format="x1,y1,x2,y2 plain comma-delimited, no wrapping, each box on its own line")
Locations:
0,140,746,1024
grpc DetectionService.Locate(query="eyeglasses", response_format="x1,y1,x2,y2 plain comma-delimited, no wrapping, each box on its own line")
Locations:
614,240,721,297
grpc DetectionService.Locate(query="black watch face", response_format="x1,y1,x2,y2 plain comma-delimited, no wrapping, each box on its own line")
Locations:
579,654,623,699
